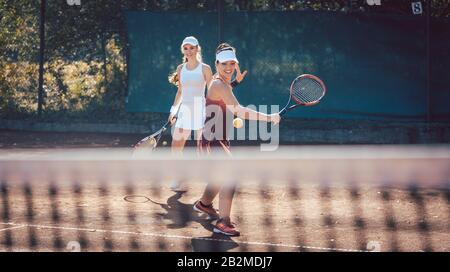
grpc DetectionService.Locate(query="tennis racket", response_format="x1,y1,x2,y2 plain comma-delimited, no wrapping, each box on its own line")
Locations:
279,74,326,116
133,120,170,150
132,116,177,158
132,104,180,156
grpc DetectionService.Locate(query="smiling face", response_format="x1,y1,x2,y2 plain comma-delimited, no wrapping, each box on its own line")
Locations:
217,60,236,81
182,44,198,60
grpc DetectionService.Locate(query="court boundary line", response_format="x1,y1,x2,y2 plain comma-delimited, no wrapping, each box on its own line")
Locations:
0,225,26,232
0,222,368,252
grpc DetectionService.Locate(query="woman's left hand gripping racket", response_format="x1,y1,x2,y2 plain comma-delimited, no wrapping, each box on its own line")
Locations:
279,74,326,116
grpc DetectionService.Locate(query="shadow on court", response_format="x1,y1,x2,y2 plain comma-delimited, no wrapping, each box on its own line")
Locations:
153,191,217,231
191,234,239,252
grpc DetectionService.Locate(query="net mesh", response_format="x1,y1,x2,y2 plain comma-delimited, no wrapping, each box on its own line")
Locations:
0,146,449,252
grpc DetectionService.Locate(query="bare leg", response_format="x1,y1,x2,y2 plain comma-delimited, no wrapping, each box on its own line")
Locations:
170,128,191,191
171,128,191,154
218,186,236,222
199,183,220,205
194,129,202,147
198,184,235,221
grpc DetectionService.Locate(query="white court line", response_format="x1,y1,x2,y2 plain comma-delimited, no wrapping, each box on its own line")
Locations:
0,225,26,232
0,222,368,252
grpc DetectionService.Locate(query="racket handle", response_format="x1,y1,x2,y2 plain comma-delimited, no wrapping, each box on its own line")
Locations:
280,104,302,116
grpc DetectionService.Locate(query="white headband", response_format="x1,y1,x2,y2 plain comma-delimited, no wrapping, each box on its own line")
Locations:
216,50,239,63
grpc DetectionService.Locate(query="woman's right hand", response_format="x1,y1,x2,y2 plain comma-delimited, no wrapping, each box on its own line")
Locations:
168,114,177,125
269,113,281,125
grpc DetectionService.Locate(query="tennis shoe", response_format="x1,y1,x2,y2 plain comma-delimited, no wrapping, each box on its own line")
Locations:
193,200,219,219
213,218,240,236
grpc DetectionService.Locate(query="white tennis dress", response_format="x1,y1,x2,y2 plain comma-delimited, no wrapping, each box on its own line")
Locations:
175,62,206,130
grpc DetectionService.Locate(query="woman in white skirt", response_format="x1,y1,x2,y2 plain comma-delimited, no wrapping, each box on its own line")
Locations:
167,36,212,191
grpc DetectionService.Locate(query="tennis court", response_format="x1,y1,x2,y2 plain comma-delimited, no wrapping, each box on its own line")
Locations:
1,0,449,254
1,146,448,252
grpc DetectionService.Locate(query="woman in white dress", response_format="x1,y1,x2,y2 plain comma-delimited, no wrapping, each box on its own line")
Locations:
167,36,212,191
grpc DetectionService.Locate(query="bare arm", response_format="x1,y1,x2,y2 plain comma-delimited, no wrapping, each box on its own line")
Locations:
169,65,183,123
171,85,182,109
211,81,279,124
202,64,213,90
171,65,183,108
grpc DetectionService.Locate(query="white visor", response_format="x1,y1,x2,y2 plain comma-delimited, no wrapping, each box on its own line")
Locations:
181,36,199,47
216,50,239,64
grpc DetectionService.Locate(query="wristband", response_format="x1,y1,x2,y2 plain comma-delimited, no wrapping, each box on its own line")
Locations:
230,79,240,88
170,106,178,115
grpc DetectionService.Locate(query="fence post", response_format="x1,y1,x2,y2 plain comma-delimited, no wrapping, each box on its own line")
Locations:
426,0,431,122
38,0,46,117
217,0,224,44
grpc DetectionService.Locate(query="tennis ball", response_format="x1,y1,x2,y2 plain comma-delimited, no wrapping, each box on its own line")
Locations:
162,141,167,146
233,117,244,128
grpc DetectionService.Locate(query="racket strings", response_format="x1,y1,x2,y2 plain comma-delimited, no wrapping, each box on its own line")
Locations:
292,78,324,104
135,136,157,148
293,80,321,102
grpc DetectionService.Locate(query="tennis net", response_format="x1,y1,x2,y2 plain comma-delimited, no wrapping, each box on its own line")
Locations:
0,146,449,252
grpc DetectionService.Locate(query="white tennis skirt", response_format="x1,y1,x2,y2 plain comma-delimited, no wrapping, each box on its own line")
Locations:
175,99,206,130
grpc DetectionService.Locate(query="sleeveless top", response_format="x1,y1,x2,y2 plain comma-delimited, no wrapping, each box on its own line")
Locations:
198,77,232,156
179,62,206,104
202,97,229,142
